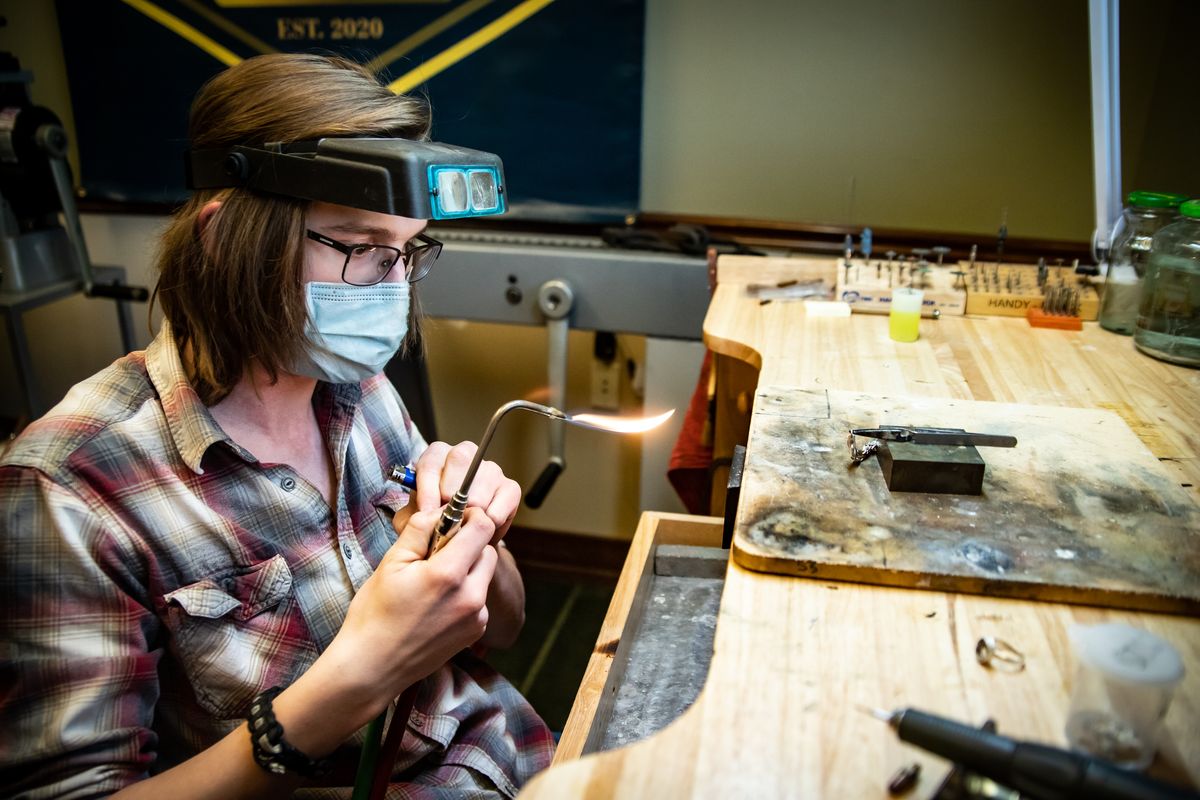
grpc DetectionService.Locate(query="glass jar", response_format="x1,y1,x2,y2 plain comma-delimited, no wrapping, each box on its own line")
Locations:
1099,191,1187,335
1133,199,1200,367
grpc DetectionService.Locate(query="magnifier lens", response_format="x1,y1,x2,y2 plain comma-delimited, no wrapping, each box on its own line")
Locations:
469,170,499,212
436,170,469,213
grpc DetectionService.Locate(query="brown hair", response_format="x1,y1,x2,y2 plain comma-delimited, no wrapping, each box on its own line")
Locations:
153,54,431,405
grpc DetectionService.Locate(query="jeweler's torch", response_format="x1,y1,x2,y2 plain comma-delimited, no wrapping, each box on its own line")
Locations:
389,400,673,553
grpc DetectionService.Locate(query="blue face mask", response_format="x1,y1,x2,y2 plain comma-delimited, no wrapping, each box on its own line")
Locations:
288,281,410,384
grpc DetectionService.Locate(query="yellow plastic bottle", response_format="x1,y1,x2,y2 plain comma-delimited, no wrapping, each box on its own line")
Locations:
889,288,924,343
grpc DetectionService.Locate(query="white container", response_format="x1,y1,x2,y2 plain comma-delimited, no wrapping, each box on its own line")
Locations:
1063,623,1184,770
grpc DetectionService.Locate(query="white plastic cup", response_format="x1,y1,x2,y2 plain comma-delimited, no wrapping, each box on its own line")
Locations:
1063,623,1184,770
889,288,924,342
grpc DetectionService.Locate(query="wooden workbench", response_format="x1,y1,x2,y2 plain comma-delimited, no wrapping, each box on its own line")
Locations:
519,256,1200,798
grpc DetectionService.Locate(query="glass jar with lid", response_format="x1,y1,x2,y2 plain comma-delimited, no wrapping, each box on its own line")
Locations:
1099,191,1188,334
1133,199,1200,367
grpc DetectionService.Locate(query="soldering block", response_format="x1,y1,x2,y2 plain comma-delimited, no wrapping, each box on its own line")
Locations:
878,441,985,495
1026,307,1083,330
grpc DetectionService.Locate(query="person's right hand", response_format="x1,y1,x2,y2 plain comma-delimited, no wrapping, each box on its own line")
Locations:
318,505,499,718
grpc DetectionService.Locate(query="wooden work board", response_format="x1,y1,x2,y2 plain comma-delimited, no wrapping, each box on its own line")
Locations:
734,386,1200,614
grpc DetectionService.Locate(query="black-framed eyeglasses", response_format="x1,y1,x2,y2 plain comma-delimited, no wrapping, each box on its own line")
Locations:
305,229,443,285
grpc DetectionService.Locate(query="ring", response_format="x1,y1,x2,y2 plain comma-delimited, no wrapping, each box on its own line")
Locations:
975,636,1025,671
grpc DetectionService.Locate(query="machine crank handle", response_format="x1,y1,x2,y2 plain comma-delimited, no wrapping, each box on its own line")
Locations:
524,457,564,509
532,279,573,508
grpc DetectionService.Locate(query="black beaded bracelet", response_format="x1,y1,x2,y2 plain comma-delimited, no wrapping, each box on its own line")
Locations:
247,686,333,778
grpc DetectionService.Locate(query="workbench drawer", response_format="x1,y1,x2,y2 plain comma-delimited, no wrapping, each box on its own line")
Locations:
553,511,725,764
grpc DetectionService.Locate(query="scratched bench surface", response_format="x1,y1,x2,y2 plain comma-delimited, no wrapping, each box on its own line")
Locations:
733,386,1200,614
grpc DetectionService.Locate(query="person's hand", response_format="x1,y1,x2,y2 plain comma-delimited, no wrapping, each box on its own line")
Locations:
321,506,498,712
404,441,521,546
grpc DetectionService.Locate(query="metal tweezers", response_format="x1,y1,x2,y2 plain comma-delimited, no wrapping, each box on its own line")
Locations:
849,426,1017,448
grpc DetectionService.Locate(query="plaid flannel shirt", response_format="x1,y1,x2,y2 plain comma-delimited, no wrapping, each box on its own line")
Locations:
0,325,554,799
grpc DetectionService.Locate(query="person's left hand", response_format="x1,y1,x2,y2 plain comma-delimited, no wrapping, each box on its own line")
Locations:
401,440,521,546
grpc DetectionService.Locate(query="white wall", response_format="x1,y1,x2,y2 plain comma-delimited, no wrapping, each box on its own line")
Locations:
641,337,707,514
641,0,1095,240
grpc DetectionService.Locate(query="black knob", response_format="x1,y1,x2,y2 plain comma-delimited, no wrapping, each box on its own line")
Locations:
525,461,564,508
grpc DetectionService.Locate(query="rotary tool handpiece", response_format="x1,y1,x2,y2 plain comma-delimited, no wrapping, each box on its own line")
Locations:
893,709,1196,800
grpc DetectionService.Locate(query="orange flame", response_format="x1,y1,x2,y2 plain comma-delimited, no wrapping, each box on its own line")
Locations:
523,386,553,403
569,409,675,434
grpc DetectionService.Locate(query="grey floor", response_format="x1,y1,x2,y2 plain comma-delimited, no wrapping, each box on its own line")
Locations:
485,574,616,732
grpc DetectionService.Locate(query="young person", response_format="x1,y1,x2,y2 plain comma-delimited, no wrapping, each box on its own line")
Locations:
0,53,554,798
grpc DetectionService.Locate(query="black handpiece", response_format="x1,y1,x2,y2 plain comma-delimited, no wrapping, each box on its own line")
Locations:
892,709,1197,800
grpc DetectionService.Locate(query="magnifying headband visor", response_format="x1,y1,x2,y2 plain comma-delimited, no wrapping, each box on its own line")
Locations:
186,137,506,220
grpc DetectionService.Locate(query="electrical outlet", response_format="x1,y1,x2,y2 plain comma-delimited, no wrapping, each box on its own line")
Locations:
590,358,621,411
